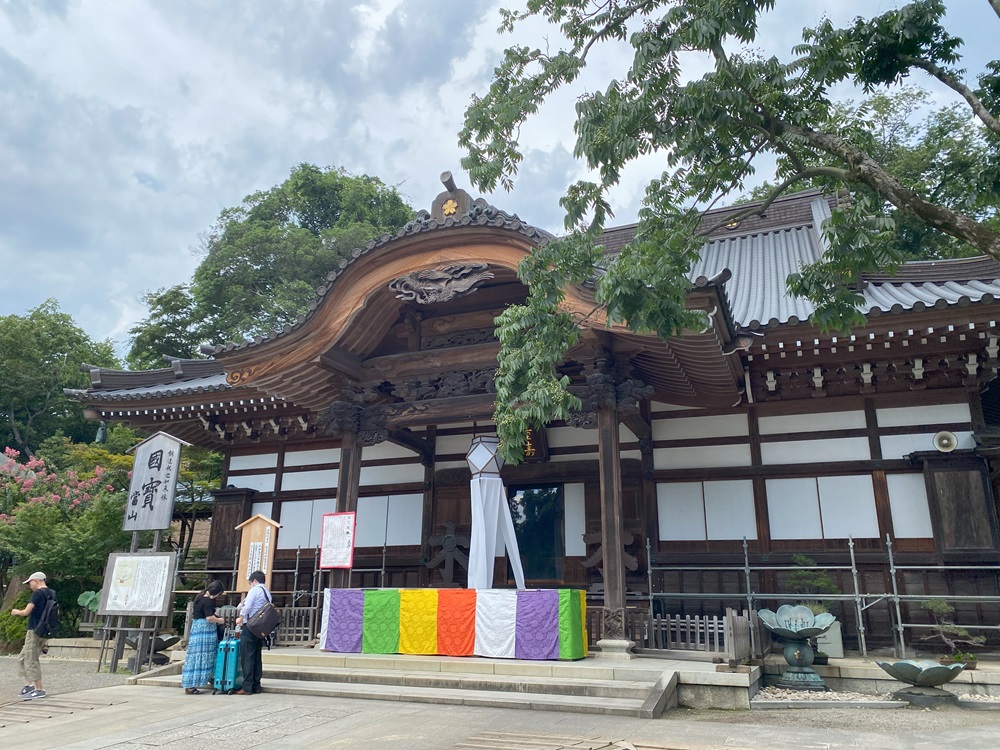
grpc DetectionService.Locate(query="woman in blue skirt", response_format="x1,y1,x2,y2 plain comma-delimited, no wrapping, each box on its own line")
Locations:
182,580,227,694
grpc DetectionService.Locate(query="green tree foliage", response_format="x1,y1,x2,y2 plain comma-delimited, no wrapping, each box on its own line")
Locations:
125,285,203,370
127,164,414,364
460,0,1000,461
0,300,119,457
743,88,997,261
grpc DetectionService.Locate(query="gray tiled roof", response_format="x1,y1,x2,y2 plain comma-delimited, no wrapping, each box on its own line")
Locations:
65,374,232,402
672,194,1000,329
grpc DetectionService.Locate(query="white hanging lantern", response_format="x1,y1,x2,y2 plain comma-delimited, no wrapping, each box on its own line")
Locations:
466,435,505,477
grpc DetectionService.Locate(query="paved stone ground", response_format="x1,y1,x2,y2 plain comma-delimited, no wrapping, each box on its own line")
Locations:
2,657,1000,749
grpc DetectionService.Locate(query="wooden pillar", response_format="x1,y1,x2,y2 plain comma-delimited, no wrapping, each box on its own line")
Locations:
322,401,365,589
598,403,627,619
589,363,637,659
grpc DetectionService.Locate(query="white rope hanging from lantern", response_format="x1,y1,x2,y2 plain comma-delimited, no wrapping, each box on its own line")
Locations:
466,435,526,590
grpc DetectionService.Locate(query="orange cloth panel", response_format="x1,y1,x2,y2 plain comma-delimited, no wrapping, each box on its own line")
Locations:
436,588,477,656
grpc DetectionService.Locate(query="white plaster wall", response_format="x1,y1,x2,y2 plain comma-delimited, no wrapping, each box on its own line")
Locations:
281,468,339,492
363,442,420,460
654,444,752,470
283,447,340,467
880,431,975,459
766,477,822,539
564,483,586,556
657,482,705,541
229,474,275,493
818,475,879,538
359,463,425,486
886,473,934,538
760,437,870,465
652,413,748,440
877,402,971,428
704,480,757,540
229,453,278,471
758,410,866,435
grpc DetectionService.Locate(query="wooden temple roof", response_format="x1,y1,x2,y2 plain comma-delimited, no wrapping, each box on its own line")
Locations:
64,180,1000,444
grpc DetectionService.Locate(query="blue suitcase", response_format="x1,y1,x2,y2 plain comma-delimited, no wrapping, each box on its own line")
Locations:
212,629,242,694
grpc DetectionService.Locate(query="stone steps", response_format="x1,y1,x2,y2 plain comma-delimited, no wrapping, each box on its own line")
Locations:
136,653,678,717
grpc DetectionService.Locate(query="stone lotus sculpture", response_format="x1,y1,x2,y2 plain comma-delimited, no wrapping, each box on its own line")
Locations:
876,658,964,687
758,604,837,691
758,604,836,640
875,658,964,706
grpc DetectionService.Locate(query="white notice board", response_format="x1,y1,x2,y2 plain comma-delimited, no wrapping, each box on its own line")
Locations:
98,551,177,617
319,512,356,569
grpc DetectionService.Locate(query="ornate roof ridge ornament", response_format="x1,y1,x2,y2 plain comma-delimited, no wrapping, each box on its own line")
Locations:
205,170,551,357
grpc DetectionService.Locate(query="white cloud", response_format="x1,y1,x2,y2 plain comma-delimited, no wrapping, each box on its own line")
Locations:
0,0,995,351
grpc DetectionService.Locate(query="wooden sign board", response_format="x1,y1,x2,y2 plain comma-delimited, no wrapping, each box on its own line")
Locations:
98,551,177,617
319,512,356,569
235,514,281,592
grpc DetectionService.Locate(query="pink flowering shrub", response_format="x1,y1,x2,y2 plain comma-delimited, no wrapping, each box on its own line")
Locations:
0,448,132,579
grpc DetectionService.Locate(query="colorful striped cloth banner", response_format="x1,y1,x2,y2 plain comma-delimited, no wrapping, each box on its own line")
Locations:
319,588,586,660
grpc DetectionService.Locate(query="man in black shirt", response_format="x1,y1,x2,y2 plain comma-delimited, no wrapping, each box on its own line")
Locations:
12,571,52,700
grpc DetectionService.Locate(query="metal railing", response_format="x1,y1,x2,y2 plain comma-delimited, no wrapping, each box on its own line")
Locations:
644,535,1000,658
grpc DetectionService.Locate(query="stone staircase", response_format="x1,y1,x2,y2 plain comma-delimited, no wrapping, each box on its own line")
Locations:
136,650,679,718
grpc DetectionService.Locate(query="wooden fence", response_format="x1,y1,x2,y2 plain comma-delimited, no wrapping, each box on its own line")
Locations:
587,607,756,661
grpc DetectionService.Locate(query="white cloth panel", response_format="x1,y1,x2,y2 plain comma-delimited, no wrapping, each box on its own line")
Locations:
229,453,278,471
886,474,934,538
283,448,340,467
652,413,748,441
704,480,757,540
229,474,275,493
766,478,822,539
316,587,331,650
278,500,314,549
877,402,971,428
758,410,866,436
355,495,389,547
880,431,975,460
385,494,424,546
359,463,424,485
564,483,586,556
281,468,339,492
657,483,707,541
760,437,870,465
654,444,751,470
474,589,518,658
818,475,879,538
467,475,525,590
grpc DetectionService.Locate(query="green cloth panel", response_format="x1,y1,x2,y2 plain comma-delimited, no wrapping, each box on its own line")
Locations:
362,589,400,654
557,589,585,659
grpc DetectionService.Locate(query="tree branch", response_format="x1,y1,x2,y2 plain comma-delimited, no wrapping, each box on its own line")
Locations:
899,54,1000,137
694,167,851,238
782,122,1000,258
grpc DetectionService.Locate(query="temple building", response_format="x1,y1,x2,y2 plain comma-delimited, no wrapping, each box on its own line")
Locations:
67,176,1000,651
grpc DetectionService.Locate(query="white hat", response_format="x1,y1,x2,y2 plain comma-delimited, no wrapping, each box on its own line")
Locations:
23,572,46,584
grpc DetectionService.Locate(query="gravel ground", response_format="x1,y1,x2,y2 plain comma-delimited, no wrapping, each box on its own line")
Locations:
670,701,1000,732
0,655,130,703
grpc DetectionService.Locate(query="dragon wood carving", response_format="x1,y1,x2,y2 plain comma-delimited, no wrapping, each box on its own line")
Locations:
389,263,494,304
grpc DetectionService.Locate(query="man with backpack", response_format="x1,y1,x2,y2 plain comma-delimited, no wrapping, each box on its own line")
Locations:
11,571,57,700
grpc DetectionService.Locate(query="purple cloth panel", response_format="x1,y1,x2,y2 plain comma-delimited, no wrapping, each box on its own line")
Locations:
515,589,560,660
325,589,365,653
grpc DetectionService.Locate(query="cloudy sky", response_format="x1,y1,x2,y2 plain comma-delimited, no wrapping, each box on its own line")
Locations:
0,1,995,353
